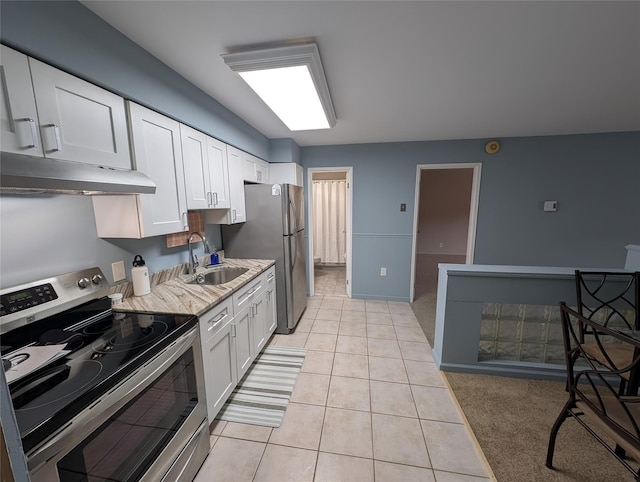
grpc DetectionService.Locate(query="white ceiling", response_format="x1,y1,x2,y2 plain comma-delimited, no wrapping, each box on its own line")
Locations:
81,1,639,147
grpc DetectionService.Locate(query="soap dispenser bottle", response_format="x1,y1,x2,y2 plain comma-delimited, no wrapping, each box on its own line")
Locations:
132,254,150,296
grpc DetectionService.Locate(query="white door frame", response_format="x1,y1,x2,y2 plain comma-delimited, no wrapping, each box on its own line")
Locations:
307,167,353,297
409,162,482,302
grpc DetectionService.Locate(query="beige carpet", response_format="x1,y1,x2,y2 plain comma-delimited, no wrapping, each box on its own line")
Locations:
411,254,636,482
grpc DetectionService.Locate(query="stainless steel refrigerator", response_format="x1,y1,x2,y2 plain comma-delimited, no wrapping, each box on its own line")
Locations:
222,184,307,334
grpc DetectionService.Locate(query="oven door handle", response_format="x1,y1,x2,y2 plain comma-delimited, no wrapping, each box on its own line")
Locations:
26,326,199,474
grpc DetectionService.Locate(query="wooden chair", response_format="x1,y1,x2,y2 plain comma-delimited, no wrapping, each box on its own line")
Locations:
546,303,640,479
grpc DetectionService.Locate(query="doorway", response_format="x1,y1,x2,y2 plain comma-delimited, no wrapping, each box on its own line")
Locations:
410,163,481,303
307,167,353,297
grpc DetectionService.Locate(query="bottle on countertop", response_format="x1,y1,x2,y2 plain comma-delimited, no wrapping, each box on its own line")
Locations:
132,254,150,296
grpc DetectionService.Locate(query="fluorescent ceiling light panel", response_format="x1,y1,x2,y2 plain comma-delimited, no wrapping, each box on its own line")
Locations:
222,43,336,131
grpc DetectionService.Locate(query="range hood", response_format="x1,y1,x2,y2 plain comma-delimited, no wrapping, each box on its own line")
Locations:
0,152,156,195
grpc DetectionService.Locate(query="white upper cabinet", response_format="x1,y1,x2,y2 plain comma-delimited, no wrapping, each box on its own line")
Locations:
205,145,246,224
92,102,189,238
242,152,269,183
0,45,41,155
269,163,304,187
181,124,210,210
206,137,231,209
181,124,231,210
28,57,131,169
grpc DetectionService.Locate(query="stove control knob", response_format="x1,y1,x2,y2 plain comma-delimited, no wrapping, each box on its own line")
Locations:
77,277,91,289
91,274,104,285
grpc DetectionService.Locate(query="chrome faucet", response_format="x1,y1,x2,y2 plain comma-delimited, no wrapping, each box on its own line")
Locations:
187,232,211,275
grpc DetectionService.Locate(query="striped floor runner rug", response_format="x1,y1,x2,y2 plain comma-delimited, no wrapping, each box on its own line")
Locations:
215,346,307,427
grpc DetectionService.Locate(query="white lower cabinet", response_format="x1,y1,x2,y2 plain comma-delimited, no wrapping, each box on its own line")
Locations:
199,268,277,424
264,267,277,337
199,298,236,423
232,275,265,375
232,304,253,380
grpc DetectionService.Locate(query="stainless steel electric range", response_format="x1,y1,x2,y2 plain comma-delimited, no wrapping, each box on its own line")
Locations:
0,267,209,482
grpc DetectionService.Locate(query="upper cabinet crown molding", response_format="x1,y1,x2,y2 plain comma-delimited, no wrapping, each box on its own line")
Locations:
1,45,131,169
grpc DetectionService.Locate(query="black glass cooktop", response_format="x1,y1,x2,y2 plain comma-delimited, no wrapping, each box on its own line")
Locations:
1,297,196,454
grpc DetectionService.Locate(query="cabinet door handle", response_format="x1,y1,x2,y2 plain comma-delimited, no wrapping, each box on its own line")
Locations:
267,274,274,282
232,209,236,221
209,311,228,328
231,324,236,338
213,192,218,206
182,212,189,229
206,192,212,207
26,118,38,148
46,124,62,151
267,290,271,301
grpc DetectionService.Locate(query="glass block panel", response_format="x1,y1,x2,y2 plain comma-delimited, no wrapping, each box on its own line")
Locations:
495,341,519,360
482,303,500,318
522,321,545,342
546,321,564,344
523,305,547,322
497,319,522,341
548,305,562,322
544,343,566,364
520,343,545,363
478,340,496,361
498,303,523,320
480,318,498,340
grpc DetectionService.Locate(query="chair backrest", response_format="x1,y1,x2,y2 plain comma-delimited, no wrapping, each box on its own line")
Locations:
560,303,640,453
575,270,639,331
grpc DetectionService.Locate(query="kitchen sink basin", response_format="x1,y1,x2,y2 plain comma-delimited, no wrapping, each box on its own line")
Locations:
187,267,248,285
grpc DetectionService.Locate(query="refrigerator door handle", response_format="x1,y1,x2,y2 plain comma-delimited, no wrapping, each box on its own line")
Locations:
288,198,299,235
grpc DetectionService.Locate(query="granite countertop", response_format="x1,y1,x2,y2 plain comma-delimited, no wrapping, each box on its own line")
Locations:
114,258,275,316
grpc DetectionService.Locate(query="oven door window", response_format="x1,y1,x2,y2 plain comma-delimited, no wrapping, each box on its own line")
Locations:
56,349,198,482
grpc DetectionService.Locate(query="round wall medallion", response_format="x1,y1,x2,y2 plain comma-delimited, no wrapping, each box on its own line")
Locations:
485,140,500,154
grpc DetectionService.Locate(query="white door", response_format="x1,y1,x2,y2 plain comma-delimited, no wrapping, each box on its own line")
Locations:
128,102,188,237
307,168,353,298
181,124,210,210
0,46,42,155
29,58,130,169
207,137,231,209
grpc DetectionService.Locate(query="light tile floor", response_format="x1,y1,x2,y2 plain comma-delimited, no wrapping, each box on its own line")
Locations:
195,296,494,482
314,265,347,296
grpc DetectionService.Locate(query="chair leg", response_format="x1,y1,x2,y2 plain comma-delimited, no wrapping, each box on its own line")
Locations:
546,400,573,468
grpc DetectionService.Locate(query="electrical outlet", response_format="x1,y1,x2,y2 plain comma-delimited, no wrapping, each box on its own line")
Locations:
112,260,126,282
380,267,387,277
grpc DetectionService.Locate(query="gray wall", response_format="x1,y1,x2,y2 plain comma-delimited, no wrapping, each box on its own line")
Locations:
302,132,640,300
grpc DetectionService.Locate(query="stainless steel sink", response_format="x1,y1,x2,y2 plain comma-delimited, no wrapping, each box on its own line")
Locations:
187,267,249,285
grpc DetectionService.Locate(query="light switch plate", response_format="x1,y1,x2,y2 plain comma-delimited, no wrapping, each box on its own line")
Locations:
112,260,126,282
380,267,387,277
